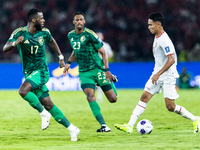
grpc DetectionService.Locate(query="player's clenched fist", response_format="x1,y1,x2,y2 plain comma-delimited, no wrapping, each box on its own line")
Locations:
16,36,24,45
59,59,65,68
63,64,70,76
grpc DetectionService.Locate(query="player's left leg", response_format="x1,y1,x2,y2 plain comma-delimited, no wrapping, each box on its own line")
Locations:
165,98,199,133
115,90,152,134
96,72,118,102
103,86,117,103
40,95,80,141
96,72,117,103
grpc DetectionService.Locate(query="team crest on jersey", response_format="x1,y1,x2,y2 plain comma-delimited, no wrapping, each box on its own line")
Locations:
80,35,85,42
71,38,74,41
38,37,44,45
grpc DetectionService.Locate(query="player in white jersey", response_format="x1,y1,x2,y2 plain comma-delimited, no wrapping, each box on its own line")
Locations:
115,12,200,134
97,32,113,59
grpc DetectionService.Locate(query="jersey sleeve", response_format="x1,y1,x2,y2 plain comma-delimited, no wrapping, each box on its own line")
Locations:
7,28,22,42
160,40,174,56
87,30,103,50
42,28,52,43
67,32,71,41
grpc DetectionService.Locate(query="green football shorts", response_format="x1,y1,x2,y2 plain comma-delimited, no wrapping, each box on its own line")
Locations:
79,68,112,91
25,70,49,100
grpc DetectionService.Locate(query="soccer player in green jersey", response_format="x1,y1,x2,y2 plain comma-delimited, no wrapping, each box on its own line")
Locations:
63,12,118,132
3,9,80,141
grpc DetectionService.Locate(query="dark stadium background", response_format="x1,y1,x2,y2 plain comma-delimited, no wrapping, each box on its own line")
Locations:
0,0,200,63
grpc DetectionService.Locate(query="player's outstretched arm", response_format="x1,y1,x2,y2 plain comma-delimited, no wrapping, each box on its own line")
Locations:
63,51,76,76
48,37,65,68
3,36,24,52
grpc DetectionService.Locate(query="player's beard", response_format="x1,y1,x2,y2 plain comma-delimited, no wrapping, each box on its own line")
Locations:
34,20,42,31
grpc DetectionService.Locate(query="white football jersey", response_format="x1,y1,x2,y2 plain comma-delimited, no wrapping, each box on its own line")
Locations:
99,41,113,59
152,31,179,78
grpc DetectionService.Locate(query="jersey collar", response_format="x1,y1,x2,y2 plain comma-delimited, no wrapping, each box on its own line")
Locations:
25,26,29,32
156,31,165,38
25,26,39,35
75,27,86,35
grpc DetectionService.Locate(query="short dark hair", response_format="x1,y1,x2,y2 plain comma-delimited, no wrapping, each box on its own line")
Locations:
73,11,85,19
27,8,41,22
149,12,164,26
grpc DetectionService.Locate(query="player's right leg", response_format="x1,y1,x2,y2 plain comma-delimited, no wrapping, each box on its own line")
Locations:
19,81,45,114
115,78,156,134
19,71,53,130
115,91,152,133
19,70,50,114
19,81,51,130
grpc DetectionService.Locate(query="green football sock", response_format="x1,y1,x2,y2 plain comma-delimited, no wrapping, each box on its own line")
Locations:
111,82,117,95
23,92,44,113
89,101,105,125
49,105,71,128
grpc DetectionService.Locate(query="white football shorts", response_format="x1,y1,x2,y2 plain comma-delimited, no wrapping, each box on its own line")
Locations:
144,74,179,100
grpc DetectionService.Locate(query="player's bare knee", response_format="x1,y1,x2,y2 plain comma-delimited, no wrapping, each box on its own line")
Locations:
18,89,27,98
44,103,54,111
108,94,117,103
140,93,148,102
86,94,95,102
166,105,175,112
112,95,117,103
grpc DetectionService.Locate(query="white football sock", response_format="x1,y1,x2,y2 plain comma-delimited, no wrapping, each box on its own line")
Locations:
174,105,197,122
67,123,76,132
128,100,147,127
40,109,47,116
97,86,103,102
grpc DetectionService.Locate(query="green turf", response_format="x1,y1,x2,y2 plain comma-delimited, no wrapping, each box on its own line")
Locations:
0,89,200,150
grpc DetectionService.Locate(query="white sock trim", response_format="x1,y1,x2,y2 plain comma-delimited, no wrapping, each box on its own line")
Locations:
138,100,147,108
67,123,76,132
174,105,197,122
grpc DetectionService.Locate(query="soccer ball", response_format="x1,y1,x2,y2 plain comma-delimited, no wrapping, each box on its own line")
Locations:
136,119,153,135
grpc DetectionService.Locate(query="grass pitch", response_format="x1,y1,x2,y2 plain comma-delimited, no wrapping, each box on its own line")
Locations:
0,89,200,150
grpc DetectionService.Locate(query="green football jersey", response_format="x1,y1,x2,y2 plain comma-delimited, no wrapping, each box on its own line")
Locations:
8,26,52,75
68,27,104,72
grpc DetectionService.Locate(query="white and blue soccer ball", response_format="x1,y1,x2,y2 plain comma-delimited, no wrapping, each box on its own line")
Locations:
136,119,153,135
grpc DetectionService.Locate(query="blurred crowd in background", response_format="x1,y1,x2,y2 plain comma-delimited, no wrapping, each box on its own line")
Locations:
0,0,200,62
